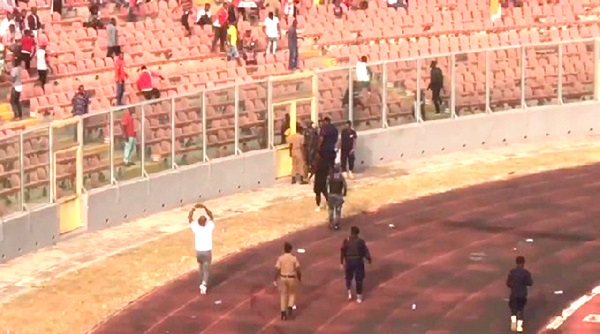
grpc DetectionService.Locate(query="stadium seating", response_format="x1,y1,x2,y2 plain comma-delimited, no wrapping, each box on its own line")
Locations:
1,0,599,216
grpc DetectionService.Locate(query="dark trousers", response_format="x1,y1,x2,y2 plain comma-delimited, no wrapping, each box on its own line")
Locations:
10,89,22,118
19,51,31,70
509,296,527,319
211,26,227,52
181,12,191,35
314,171,328,206
320,150,336,169
431,86,442,113
38,69,48,87
116,82,125,106
289,47,298,70
106,45,121,58
345,258,365,294
142,88,160,100
340,150,355,172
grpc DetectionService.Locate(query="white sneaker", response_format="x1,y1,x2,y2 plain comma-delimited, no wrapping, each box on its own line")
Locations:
356,294,363,303
342,172,348,178
199,283,207,294
347,290,352,301
315,207,321,212
348,171,354,179
510,316,517,331
516,320,523,332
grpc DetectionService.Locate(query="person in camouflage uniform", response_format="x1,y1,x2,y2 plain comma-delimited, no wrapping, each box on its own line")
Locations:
303,120,319,179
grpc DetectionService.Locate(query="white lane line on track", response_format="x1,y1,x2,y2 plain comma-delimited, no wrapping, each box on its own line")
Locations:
541,284,600,332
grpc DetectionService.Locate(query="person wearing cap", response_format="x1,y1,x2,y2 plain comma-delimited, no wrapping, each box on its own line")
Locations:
273,242,301,320
327,163,347,230
506,256,533,332
188,203,216,295
340,226,371,303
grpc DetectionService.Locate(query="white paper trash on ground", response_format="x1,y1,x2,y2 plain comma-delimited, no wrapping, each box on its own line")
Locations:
525,238,534,243
554,290,564,295
297,249,306,253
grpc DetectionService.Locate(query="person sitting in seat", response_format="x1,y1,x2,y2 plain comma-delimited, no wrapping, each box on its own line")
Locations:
84,0,104,29
195,3,212,26
241,30,257,65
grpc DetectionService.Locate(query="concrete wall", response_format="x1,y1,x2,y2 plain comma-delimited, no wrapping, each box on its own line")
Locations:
1,104,599,262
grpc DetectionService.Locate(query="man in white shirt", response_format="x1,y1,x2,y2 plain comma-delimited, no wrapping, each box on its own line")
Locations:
36,44,48,90
188,203,215,294
264,11,280,54
355,55,371,93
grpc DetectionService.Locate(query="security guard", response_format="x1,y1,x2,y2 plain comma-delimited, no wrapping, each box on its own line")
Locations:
427,60,444,114
327,164,347,230
506,256,533,332
287,126,308,184
340,226,371,303
274,242,302,320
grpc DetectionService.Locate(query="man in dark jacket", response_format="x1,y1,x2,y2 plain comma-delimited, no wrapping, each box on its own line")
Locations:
427,60,444,114
506,256,533,332
72,85,90,116
303,120,319,179
340,226,371,303
287,19,298,70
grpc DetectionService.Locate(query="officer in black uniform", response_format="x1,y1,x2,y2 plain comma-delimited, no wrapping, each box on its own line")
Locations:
313,153,330,211
340,226,371,303
327,164,347,230
506,256,533,332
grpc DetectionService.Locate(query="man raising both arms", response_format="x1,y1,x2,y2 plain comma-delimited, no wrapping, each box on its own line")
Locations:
188,203,215,295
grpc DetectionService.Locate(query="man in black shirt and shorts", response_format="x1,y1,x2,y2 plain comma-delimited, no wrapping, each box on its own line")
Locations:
340,226,372,303
506,256,533,332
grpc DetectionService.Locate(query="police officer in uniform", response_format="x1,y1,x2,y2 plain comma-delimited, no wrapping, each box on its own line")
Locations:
287,126,308,184
506,256,533,332
339,120,357,179
327,164,347,230
340,226,372,303
274,242,302,320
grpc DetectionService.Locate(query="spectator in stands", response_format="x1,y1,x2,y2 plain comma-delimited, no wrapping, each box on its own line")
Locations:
0,0,16,13
15,9,26,32
211,2,228,53
136,65,164,100
387,0,407,8
9,59,22,119
332,0,346,19
127,0,137,22
0,12,16,38
72,85,90,117
19,29,35,71
26,7,41,38
226,23,240,62
264,11,280,54
195,3,211,26
282,0,297,25
177,0,193,37
287,19,298,70
106,18,120,57
227,1,237,25
85,1,104,29
241,29,257,65
355,56,371,93
427,60,444,114
2,23,17,50
36,44,48,90
121,108,136,166
114,50,127,106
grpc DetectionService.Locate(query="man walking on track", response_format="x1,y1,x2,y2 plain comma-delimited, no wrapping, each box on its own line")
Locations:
327,164,347,230
340,226,372,303
188,203,215,295
340,120,357,179
274,242,302,320
506,256,533,332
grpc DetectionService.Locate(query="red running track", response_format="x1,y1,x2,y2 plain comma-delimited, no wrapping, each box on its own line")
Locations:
91,164,600,334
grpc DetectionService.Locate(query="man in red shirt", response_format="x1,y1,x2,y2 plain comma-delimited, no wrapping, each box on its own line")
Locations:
19,29,35,70
136,65,164,100
211,3,228,53
115,50,128,106
121,108,136,166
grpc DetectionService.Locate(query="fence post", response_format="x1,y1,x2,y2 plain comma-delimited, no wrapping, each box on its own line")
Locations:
485,50,492,113
416,59,423,122
520,46,526,109
382,62,389,127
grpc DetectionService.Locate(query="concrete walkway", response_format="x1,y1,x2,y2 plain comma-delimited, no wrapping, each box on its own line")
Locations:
1,137,599,305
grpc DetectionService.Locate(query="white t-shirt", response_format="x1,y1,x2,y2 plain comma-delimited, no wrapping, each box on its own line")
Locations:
36,49,47,71
190,219,215,252
264,16,279,38
356,61,370,82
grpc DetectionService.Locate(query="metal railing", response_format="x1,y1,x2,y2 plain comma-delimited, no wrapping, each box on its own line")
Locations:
0,38,598,217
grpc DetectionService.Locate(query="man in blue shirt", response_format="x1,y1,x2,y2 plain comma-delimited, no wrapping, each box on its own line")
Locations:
318,117,338,169
506,256,533,332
